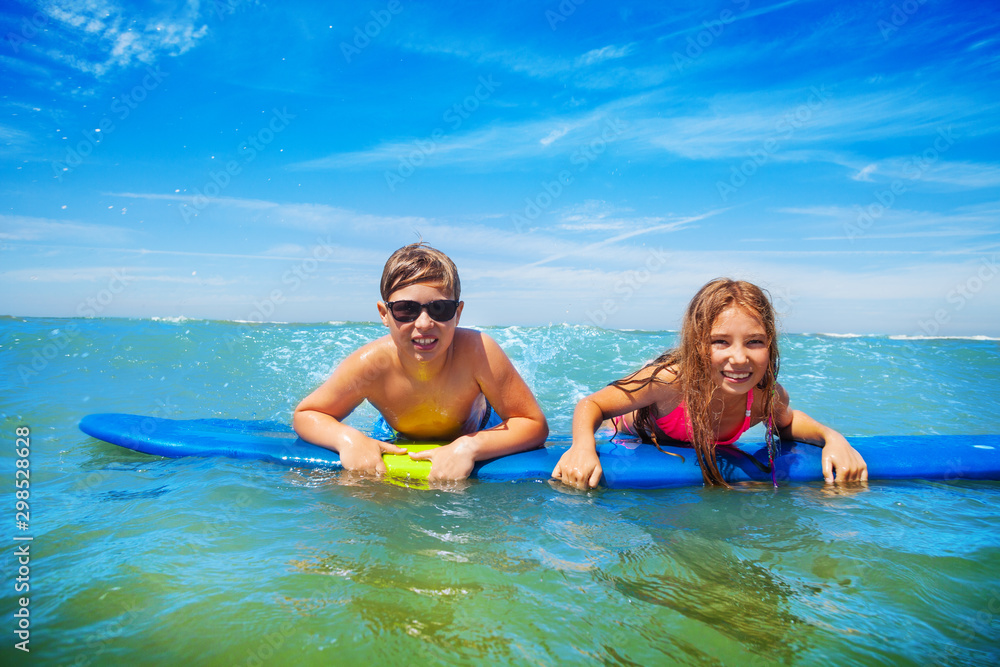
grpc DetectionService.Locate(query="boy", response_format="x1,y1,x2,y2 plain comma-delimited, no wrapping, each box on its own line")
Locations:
294,242,548,481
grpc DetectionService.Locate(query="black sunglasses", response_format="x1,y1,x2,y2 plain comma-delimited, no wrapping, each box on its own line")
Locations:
384,299,460,323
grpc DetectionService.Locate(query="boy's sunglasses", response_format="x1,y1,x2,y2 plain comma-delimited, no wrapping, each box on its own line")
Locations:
384,299,460,323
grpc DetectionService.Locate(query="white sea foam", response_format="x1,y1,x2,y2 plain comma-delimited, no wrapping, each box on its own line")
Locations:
889,334,1000,341
811,332,870,338
151,315,197,323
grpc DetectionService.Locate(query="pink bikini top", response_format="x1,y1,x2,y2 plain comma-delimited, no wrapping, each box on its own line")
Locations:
655,391,754,445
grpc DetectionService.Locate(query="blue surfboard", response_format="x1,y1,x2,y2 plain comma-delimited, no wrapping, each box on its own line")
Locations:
79,413,1000,488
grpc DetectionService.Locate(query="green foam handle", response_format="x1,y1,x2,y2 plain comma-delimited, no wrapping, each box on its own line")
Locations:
382,444,440,480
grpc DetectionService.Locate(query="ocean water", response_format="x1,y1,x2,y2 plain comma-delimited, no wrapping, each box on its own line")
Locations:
2,316,999,666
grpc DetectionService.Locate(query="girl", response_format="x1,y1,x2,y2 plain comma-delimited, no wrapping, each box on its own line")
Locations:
551,278,868,488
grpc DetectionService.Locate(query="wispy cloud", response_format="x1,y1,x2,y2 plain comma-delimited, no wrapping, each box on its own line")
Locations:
1,265,237,286
515,209,717,270
288,101,634,171
34,0,208,77
399,35,664,91
0,215,135,245
290,80,999,180
574,44,636,67
853,164,877,181
108,191,431,233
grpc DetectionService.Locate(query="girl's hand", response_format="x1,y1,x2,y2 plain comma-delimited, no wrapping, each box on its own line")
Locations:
551,446,603,489
340,438,408,474
821,435,868,483
409,438,477,481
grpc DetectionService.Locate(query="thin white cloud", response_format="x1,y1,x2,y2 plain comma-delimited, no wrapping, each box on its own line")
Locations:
0,215,135,245
399,37,662,91
36,0,208,77
539,125,572,146
108,191,431,233
853,164,877,181
515,210,716,270
289,81,999,180
574,44,636,67
2,265,237,286
289,98,637,171
657,0,806,41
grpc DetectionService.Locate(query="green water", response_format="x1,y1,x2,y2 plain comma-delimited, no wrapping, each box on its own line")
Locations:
2,317,999,665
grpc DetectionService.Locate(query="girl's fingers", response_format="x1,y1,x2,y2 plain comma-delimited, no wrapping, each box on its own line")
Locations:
588,464,603,488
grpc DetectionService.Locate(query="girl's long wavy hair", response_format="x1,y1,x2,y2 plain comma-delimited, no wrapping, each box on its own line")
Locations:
612,278,781,486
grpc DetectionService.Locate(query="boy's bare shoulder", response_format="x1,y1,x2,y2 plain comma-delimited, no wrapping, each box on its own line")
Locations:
452,328,506,363
339,335,395,371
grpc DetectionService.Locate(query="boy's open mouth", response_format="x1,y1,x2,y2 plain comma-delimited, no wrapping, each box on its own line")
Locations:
413,337,438,351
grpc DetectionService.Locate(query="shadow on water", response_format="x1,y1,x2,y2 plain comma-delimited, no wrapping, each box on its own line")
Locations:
596,538,808,663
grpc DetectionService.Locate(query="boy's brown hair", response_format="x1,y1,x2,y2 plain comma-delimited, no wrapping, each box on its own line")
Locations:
380,242,462,302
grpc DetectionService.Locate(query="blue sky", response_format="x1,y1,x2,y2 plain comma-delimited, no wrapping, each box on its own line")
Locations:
2,0,999,335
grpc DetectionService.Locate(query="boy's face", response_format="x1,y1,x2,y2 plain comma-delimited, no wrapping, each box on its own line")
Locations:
377,282,463,363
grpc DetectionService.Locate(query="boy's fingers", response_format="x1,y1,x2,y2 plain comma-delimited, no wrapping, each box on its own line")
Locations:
822,453,834,484
407,449,432,460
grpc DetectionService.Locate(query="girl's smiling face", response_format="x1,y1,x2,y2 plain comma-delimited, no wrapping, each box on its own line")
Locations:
708,306,770,394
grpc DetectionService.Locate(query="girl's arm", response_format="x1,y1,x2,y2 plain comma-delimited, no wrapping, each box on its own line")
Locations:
552,369,675,489
772,384,868,483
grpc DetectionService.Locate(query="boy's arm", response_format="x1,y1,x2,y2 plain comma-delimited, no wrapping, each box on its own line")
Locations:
773,384,868,483
293,343,407,474
409,333,548,481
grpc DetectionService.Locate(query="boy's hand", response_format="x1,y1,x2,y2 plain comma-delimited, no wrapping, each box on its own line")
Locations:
408,438,477,481
551,446,603,489
821,435,868,483
340,438,409,474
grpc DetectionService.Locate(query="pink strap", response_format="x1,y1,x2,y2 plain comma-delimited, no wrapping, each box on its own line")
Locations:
655,391,753,444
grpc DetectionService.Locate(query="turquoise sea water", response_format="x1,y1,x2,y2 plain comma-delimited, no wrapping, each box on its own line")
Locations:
2,316,1000,665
